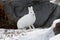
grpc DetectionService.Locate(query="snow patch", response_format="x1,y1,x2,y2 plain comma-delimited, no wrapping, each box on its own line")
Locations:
0,28,55,40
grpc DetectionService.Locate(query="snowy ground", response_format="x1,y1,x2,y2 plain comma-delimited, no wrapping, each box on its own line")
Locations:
0,28,55,40
49,34,60,40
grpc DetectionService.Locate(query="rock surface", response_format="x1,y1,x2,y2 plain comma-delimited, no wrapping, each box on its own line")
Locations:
2,0,60,27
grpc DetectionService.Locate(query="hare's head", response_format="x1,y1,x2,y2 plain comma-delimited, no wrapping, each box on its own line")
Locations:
28,6,34,14
50,0,60,5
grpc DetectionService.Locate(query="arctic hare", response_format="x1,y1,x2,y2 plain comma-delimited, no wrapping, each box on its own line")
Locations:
17,6,36,29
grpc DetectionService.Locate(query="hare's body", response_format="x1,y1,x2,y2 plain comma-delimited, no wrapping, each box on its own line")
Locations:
17,6,36,29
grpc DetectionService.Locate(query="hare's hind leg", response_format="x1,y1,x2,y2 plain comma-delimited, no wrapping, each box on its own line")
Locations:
29,25,32,29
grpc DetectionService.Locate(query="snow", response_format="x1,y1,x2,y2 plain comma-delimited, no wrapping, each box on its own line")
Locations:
17,6,36,29
50,0,60,5
1,19,60,40
0,28,55,40
49,34,60,40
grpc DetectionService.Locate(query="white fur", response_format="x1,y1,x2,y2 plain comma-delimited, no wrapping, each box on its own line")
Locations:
17,6,36,29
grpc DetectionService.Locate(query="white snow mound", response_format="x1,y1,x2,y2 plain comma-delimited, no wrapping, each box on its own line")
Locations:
0,28,55,40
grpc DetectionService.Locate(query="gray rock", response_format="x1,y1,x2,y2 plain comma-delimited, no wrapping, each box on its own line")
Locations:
3,0,17,21
3,0,60,28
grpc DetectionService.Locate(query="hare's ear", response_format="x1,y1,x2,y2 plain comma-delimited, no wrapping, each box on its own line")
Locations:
28,7,30,10
31,6,33,10
30,6,33,9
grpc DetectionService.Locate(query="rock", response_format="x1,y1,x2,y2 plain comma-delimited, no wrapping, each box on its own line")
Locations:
2,0,60,28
